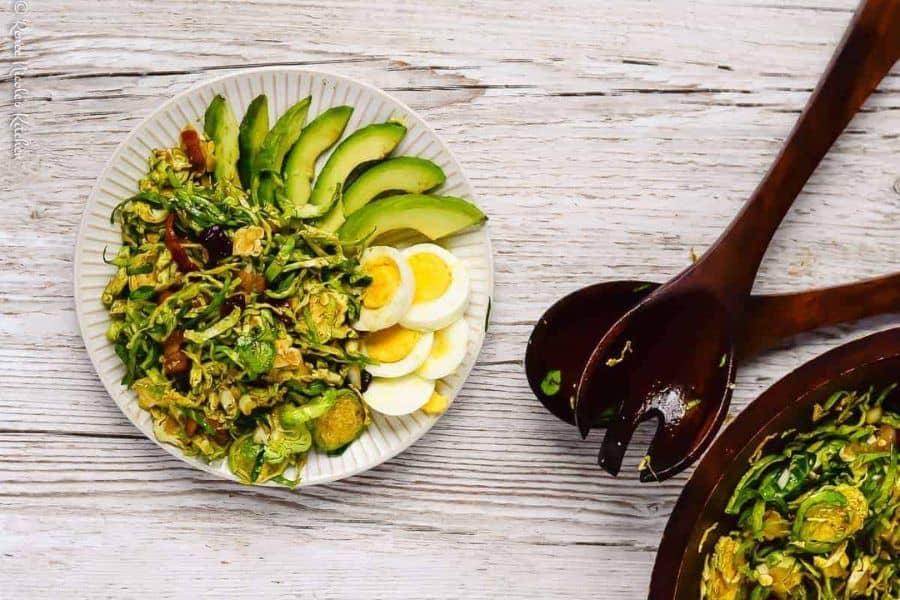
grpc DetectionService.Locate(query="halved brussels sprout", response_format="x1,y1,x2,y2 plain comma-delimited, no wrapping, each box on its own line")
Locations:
151,410,188,450
227,402,318,485
227,432,288,485
312,389,369,454
791,485,867,553
754,552,803,597
760,509,791,541
262,404,314,464
297,290,350,343
700,535,747,600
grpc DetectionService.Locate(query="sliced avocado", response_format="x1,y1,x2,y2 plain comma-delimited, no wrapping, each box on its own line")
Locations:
256,172,278,206
282,106,353,211
203,95,240,184
316,198,346,233
254,96,311,204
238,95,269,190
296,122,406,219
337,194,486,242
320,157,446,232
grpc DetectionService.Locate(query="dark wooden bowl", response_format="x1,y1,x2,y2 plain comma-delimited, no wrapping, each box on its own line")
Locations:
649,326,900,599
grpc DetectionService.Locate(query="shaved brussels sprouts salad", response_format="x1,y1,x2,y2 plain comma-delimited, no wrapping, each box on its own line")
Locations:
101,93,485,486
701,384,898,600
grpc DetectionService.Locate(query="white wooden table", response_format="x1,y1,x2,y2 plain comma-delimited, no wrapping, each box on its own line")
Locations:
2,1,898,597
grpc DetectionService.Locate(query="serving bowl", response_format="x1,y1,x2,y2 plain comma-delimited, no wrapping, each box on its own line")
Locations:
74,67,494,487
650,327,900,598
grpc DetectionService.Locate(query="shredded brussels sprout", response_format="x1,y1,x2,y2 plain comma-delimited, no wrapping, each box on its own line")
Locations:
701,384,898,599
103,126,371,486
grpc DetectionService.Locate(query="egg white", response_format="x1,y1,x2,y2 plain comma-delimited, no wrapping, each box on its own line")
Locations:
399,244,470,331
354,246,414,332
416,318,469,380
363,374,436,416
365,330,434,378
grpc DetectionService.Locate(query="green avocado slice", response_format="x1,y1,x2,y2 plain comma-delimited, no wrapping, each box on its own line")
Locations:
203,95,240,184
319,157,446,232
237,95,269,190
282,105,353,211
337,193,486,243
315,198,346,233
296,122,406,219
254,96,311,204
344,156,446,214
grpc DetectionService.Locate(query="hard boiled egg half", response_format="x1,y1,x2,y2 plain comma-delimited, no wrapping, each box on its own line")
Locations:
400,244,470,331
363,374,436,416
363,325,433,378
416,318,469,380
354,246,414,331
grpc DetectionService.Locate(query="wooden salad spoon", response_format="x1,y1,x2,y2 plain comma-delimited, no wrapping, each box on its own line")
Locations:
526,273,900,426
573,0,900,482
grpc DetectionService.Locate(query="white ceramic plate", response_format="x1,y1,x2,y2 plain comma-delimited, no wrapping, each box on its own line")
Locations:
74,67,493,487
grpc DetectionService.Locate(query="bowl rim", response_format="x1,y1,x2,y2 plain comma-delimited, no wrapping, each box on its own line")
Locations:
649,326,900,598
73,66,495,488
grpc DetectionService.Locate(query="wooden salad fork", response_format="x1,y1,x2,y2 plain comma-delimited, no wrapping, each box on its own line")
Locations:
573,0,900,482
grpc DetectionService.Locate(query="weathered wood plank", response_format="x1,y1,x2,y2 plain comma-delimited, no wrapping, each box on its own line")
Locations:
1,0,898,597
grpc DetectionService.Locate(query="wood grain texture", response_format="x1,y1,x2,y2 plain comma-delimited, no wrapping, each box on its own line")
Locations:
0,0,897,598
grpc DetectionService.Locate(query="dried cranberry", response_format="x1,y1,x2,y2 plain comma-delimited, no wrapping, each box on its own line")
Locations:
220,295,246,317
180,129,207,172
199,225,232,264
172,371,191,393
164,214,196,272
265,299,293,326
360,370,372,393
274,311,294,327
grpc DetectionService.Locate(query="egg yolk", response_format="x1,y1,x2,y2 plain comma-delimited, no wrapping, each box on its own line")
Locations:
364,325,421,363
430,326,452,359
421,391,448,415
408,252,452,304
362,256,401,309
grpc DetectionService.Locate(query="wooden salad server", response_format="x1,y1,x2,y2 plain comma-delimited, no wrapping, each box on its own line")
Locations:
573,0,900,482
526,273,900,425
